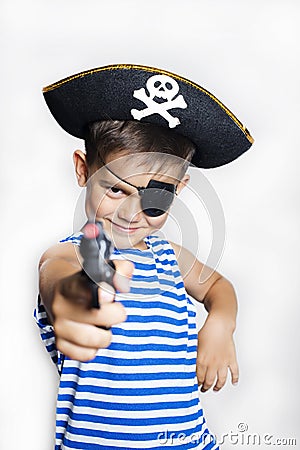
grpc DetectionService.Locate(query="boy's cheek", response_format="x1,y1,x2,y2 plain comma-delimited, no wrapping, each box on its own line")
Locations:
146,212,169,228
85,190,109,219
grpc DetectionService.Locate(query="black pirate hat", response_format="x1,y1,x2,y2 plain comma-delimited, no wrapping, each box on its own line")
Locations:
43,64,254,168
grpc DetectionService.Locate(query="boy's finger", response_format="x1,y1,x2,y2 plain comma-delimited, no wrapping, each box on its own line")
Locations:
196,361,207,386
54,295,127,326
200,368,217,392
54,319,112,349
213,367,228,391
92,302,127,328
56,337,98,362
229,360,239,385
98,282,115,305
112,260,134,292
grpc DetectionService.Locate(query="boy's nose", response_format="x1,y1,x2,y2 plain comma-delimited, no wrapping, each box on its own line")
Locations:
116,196,142,223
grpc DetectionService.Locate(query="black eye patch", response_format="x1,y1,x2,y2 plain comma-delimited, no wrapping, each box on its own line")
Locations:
137,179,176,217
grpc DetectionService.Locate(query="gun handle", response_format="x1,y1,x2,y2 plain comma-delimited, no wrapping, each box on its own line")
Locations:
80,270,100,309
89,260,116,309
80,260,116,310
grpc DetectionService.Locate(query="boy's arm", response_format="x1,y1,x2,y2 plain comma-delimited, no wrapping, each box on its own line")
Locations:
171,243,237,330
170,242,239,392
39,242,132,361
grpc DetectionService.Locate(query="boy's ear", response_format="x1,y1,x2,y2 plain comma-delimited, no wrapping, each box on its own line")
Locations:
176,174,190,195
73,150,88,186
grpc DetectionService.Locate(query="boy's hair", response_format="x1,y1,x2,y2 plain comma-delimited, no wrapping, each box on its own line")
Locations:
84,120,196,177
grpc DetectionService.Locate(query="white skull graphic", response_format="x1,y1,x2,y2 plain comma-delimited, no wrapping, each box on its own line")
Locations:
131,74,188,128
146,74,179,101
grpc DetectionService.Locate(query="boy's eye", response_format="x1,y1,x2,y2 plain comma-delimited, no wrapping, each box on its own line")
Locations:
106,186,126,196
110,187,121,193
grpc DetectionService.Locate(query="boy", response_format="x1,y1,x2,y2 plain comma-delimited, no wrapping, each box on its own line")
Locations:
36,65,253,449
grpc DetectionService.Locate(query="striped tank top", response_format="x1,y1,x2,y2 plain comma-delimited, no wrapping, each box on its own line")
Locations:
35,233,220,450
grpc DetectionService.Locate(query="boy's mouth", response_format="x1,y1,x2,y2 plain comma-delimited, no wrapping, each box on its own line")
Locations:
109,220,141,234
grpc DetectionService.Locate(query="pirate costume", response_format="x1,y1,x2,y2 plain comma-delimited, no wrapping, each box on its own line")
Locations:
35,64,253,449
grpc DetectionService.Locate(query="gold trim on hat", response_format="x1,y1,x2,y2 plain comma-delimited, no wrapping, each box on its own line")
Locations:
43,64,254,144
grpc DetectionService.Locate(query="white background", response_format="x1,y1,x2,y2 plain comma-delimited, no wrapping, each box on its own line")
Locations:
1,1,300,449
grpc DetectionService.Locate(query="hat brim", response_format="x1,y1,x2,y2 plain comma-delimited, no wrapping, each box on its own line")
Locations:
43,64,253,168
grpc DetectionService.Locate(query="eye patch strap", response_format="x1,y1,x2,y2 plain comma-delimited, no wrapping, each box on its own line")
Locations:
100,161,177,216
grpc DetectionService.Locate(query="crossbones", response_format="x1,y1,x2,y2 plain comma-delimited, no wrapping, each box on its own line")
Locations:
131,74,187,128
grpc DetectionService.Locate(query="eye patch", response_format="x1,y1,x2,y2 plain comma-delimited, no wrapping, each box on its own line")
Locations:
137,179,176,217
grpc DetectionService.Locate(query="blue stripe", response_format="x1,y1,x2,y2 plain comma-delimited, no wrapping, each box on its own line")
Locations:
114,248,153,257
57,409,203,426
61,421,206,442
59,381,199,397
120,299,188,314
131,261,157,270
118,254,178,269
161,290,186,300
157,257,177,266
132,274,158,282
45,343,56,353
60,439,218,450
37,316,50,326
62,368,196,381
112,328,198,341
108,342,197,353
57,396,199,412
51,355,58,365
157,268,181,277
59,235,82,243
157,279,183,288
125,315,188,326
197,428,218,448
161,278,183,287
127,257,175,269
92,355,196,366
41,331,55,341
153,247,174,257
150,238,168,247
112,327,194,339
130,287,160,295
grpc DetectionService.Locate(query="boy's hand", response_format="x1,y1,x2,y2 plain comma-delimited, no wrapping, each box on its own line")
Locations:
196,315,239,392
52,260,133,362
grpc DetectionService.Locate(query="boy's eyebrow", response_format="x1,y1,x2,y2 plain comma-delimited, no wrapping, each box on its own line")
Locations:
97,169,137,194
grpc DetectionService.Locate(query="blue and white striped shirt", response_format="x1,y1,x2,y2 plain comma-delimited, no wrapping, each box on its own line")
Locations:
35,233,220,449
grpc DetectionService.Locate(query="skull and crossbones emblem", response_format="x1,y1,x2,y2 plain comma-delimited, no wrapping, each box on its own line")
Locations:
131,74,187,128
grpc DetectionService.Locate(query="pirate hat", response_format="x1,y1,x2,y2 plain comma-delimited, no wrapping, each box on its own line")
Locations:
43,64,254,168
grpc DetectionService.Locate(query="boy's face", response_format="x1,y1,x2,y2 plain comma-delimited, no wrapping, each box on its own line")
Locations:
74,151,189,250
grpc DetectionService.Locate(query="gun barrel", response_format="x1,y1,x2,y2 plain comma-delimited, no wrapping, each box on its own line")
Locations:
79,221,115,308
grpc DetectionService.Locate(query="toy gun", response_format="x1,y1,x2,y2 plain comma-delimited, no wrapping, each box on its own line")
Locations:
79,221,115,309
